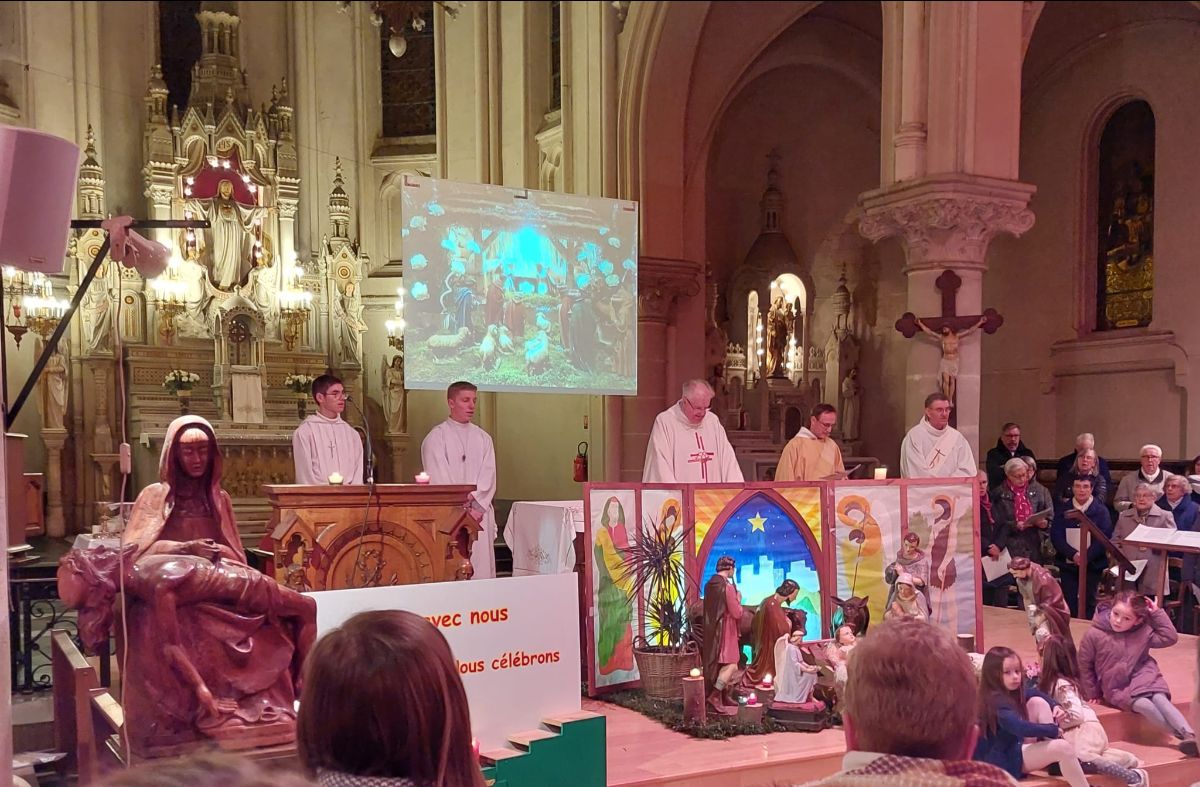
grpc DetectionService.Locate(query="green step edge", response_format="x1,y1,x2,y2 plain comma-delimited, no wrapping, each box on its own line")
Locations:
481,714,607,787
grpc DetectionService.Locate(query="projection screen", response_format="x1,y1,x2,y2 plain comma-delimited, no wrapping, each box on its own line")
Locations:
400,175,638,394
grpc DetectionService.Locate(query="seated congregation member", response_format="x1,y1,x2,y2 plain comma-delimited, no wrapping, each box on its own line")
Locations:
1056,433,1113,493
1114,444,1166,512
986,422,1037,490
802,619,1016,786
1053,449,1108,512
298,610,487,787
1078,591,1198,757
990,458,1054,564
1035,635,1147,786
1113,482,1176,597
1158,474,1199,601
979,471,1013,608
974,646,1088,786
1190,454,1200,506
1051,475,1112,619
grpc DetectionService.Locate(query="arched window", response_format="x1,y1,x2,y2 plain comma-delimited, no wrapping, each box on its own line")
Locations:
550,0,562,112
1096,101,1155,330
380,1,436,139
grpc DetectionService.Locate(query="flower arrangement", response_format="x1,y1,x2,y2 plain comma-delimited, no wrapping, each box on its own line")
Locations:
163,369,200,392
285,373,316,395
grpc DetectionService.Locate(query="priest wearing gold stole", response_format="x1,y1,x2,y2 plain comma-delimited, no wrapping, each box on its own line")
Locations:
421,381,498,579
643,379,743,484
775,403,847,481
292,375,364,485
899,392,977,479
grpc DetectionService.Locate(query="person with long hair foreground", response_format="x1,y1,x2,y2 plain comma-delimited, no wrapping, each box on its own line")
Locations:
298,610,486,787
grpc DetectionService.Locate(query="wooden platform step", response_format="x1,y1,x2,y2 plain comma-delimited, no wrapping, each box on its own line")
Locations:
506,728,559,751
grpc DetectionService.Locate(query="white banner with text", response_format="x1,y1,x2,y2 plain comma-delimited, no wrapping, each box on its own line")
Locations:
311,573,582,751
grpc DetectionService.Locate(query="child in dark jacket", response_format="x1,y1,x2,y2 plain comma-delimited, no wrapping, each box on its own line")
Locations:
974,647,1088,786
1078,591,1198,757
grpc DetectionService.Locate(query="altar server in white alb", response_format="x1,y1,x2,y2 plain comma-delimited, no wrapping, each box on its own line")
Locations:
643,379,744,484
421,380,498,579
900,392,978,479
292,374,364,485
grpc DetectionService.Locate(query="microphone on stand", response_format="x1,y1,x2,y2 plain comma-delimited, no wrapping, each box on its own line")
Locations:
345,393,377,589
344,394,375,487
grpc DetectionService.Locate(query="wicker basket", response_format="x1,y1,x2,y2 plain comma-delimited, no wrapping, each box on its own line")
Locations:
633,637,700,700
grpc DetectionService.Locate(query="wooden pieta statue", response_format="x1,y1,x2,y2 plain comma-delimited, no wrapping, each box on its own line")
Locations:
57,415,317,756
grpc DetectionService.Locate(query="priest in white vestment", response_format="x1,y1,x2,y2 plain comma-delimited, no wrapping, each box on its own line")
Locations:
643,379,743,484
899,392,978,478
421,381,498,579
292,374,364,485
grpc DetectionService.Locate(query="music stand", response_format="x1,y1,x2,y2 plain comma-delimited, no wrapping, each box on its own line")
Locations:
1065,509,1137,615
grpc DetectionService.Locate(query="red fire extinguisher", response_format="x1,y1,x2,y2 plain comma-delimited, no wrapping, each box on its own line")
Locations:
574,441,589,482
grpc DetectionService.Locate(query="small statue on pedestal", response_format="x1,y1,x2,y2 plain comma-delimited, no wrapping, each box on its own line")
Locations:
57,415,317,756
702,555,744,715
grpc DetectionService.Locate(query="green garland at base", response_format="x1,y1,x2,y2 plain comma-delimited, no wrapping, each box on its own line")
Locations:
601,690,781,740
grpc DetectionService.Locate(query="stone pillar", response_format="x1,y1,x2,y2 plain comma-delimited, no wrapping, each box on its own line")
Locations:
858,175,1035,456
42,429,68,537
621,258,700,481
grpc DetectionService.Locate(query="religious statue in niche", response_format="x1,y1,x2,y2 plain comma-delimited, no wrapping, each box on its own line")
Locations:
383,353,407,434
765,296,791,377
42,350,68,430
840,367,861,441
190,178,262,291
334,282,368,365
56,415,316,754
914,315,986,404
81,276,115,355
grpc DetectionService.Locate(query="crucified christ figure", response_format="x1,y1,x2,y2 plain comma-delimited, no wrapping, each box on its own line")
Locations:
915,316,986,404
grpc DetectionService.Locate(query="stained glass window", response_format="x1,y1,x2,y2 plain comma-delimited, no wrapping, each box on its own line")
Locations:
1097,101,1155,330
381,2,436,139
550,1,562,112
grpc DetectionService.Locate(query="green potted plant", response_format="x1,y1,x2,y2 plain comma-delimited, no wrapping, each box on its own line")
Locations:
616,513,699,700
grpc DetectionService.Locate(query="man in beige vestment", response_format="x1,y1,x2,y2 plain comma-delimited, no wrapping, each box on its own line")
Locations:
776,403,847,481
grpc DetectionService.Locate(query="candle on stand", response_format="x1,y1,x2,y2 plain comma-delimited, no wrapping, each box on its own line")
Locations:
873,466,888,480
761,673,773,689
327,472,344,485
682,668,707,726
415,471,431,484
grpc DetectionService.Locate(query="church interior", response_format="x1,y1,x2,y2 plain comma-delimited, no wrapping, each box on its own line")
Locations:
2,1,1200,785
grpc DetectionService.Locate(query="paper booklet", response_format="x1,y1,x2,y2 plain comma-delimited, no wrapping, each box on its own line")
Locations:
981,548,1012,583
1106,559,1148,582
1123,524,1200,551
1065,528,1081,552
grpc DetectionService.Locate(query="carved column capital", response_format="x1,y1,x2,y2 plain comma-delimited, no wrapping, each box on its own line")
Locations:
637,257,701,324
858,174,1036,271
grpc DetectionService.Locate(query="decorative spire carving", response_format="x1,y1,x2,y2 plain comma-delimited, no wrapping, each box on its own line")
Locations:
77,125,106,220
329,158,351,240
145,64,169,123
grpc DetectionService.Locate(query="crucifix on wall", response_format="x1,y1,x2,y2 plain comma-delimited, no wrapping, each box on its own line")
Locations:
895,270,1003,426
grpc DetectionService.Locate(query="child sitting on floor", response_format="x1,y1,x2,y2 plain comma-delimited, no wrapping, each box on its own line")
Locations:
1037,634,1147,786
974,646,1089,786
1078,591,1198,757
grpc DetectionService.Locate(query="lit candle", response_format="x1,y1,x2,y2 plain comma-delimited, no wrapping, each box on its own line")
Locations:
874,466,888,480
415,472,431,484
689,667,701,678
762,673,773,688
748,692,759,706
327,472,344,485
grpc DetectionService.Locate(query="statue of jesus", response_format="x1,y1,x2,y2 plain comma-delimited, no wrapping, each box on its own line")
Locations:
914,316,986,403
192,179,259,291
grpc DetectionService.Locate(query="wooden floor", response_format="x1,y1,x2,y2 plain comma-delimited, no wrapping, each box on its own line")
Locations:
590,607,1198,787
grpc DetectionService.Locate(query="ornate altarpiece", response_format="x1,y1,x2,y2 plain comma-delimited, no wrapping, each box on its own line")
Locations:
65,5,372,540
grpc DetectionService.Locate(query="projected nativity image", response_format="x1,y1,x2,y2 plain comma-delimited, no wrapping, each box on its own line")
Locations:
400,175,638,394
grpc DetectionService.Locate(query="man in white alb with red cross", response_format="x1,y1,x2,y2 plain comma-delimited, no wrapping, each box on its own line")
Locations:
642,379,744,484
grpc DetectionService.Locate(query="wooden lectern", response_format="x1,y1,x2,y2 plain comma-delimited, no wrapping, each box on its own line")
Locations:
263,484,481,590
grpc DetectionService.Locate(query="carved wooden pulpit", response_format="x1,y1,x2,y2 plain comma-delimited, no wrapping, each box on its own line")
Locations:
264,484,481,590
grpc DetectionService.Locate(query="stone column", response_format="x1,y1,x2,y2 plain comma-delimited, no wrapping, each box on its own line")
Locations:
858,175,1035,456
620,258,700,481
42,429,68,537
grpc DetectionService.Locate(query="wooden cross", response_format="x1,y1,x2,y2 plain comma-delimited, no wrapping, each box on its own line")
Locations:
895,270,1003,426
